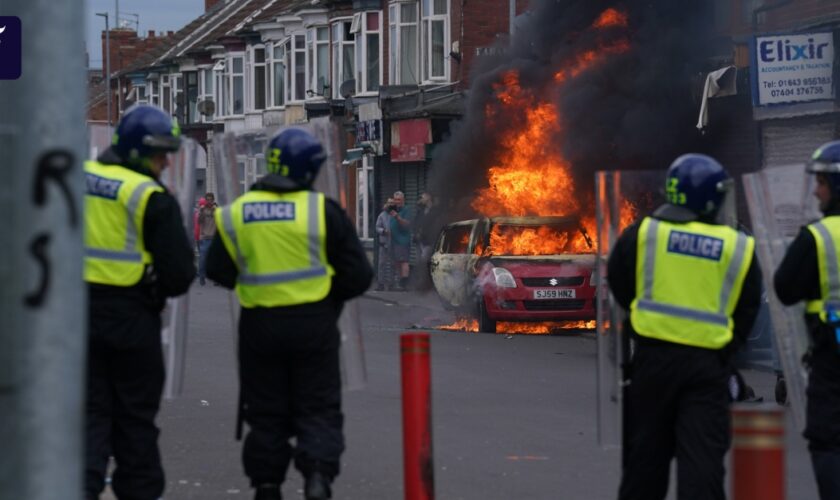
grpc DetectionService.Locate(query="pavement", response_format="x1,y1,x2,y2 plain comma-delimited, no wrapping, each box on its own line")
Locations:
97,284,818,499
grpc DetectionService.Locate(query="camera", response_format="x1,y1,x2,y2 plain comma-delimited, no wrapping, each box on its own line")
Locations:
386,204,399,213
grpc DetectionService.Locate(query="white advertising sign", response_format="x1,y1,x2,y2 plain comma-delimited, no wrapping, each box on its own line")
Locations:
754,32,834,106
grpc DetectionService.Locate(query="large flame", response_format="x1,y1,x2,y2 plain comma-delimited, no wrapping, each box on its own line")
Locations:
436,319,596,334
473,8,634,258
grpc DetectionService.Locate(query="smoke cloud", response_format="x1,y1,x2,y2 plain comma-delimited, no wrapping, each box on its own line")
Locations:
430,0,713,217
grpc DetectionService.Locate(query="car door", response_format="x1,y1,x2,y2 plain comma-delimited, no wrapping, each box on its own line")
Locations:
430,221,476,308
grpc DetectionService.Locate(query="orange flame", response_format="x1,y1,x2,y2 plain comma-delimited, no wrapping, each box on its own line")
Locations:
593,8,628,29
436,320,596,334
474,8,632,257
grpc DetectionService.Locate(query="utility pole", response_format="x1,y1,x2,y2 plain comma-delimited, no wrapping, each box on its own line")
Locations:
96,12,111,126
0,0,87,499
509,0,516,35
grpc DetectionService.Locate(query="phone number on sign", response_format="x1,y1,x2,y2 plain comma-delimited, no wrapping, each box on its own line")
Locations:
770,86,826,98
776,76,832,88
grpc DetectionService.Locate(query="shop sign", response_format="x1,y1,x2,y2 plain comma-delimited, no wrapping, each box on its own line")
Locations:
752,32,834,106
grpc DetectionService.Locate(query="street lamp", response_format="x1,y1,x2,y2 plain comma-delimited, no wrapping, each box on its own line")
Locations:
96,12,111,127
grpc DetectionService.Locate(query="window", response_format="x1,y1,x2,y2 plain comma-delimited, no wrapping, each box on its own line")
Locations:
306,27,330,97
440,224,472,254
172,75,183,121
421,0,449,82
198,68,214,121
148,79,159,106
286,34,306,102
213,59,227,116
331,20,355,99
355,12,382,93
135,84,147,104
161,74,172,114
230,54,244,115
252,46,267,111
271,42,286,107
389,2,419,85
356,155,374,239
184,72,198,124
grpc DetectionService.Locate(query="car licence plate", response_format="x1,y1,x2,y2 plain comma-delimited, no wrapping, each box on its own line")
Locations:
533,289,576,299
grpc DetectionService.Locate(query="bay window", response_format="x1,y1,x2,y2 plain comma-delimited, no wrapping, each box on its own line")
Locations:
172,75,183,121
161,74,171,114
421,0,449,82
285,34,306,103
213,59,227,116
271,42,286,107
198,68,214,121
306,26,330,97
148,79,159,106
230,54,244,115
389,2,419,85
331,20,355,99
251,46,268,111
184,72,198,124
355,11,382,94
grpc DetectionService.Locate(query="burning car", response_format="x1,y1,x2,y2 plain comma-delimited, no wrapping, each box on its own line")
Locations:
430,216,596,333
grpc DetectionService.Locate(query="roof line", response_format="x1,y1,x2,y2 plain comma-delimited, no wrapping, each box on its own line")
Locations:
231,0,281,35
155,0,246,64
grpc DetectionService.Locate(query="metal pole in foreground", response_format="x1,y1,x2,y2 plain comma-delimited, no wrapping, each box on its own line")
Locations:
731,404,785,500
0,0,87,499
401,333,435,500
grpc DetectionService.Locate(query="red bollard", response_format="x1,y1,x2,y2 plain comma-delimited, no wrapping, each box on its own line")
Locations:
401,333,434,500
731,404,785,500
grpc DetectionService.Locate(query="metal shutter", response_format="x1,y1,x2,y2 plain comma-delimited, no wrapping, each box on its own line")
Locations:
762,114,837,168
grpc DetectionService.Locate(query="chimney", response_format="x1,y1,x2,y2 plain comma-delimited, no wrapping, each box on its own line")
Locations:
205,0,222,12
148,30,155,38
167,30,174,37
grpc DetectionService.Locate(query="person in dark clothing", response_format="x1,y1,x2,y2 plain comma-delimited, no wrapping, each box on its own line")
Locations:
206,128,373,500
607,154,762,500
774,140,840,500
84,105,196,500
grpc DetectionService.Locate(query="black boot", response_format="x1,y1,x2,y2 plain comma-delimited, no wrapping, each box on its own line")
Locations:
254,483,282,500
304,471,332,499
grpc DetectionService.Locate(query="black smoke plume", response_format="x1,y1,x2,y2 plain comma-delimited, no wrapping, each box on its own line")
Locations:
430,0,713,217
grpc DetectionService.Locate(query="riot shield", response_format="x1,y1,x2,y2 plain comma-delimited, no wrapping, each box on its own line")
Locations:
211,125,367,391
742,165,815,430
595,169,664,449
86,123,113,160
157,138,202,399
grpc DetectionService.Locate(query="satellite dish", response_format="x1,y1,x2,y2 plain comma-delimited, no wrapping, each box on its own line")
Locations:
197,99,215,116
340,79,356,99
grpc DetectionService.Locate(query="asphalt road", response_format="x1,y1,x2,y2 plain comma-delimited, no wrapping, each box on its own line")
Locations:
104,284,818,499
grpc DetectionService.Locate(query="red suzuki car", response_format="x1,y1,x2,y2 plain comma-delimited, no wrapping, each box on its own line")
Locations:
430,216,597,333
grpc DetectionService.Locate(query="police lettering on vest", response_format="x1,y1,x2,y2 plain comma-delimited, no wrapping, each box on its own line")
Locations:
86,173,123,200
243,201,296,223
667,230,724,261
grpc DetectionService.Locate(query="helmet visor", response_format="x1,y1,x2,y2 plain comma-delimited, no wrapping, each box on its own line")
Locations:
143,134,182,153
806,161,840,174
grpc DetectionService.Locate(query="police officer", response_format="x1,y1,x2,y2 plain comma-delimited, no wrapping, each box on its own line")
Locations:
775,141,840,499
84,104,196,500
607,154,762,500
206,128,373,500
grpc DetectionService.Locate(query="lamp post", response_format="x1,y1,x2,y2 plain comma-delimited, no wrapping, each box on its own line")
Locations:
96,12,111,126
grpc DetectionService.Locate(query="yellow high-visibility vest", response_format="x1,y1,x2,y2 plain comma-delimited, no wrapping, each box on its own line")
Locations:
84,161,163,286
630,217,754,349
215,189,335,308
805,216,840,321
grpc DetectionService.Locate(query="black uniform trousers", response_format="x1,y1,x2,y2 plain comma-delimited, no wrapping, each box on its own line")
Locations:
85,303,165,500
805,342,840,500
618,342,730,500
239,307,344,486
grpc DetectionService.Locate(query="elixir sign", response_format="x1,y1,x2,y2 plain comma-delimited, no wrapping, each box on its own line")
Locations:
753,32,834,106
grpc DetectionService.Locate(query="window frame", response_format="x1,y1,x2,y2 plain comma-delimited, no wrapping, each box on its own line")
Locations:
286,34,307,103
269,41,286,109
249,44,268,112
198,67,214,122
228,53,245,116
355,11,383,95
331,18,355,99
213,59,227,117
306,26,330,99
420,0,450,83
389,1,420,86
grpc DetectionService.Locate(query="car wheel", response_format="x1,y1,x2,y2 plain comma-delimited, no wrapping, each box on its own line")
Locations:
478,299,496,334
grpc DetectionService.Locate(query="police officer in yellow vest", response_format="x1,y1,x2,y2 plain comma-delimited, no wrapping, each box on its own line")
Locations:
607,154,762,500
775,140,840,499
206,128,373,500
84,104,196,500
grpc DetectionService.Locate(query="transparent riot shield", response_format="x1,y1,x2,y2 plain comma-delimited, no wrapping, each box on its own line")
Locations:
595,169,665,449
211,125,367,391
86,123,113,160
742,165,816,430
158,138,201,399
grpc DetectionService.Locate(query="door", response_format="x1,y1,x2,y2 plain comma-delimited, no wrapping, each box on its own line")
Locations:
430,221,476,308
